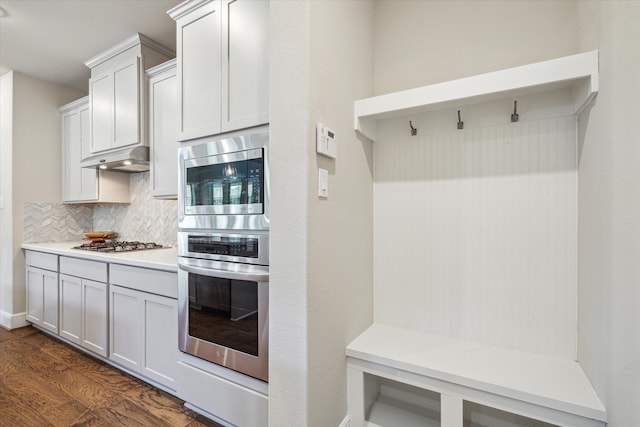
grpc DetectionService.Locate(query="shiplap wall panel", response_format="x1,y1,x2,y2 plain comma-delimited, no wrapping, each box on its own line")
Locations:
373,116,577,360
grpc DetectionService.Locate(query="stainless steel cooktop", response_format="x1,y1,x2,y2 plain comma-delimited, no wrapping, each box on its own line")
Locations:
73,241,166,253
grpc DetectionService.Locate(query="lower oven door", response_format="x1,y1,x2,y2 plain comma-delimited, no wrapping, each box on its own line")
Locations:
178,257,269,382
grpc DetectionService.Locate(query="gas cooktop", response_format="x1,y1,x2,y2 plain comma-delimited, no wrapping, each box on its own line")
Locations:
73,241,166,253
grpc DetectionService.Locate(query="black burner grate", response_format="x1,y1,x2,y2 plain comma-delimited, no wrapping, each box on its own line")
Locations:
73,241,165,252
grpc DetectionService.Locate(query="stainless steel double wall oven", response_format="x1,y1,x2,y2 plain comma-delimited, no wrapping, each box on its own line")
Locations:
177,131,269,382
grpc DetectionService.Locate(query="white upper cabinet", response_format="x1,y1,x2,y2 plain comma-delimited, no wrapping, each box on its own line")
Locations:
169,0,269,141
60,97,98,203
84,33,174,153
147,59,178,198
89,73,115,152
60,97,131,204
113,58,140,146
222,0,269,132
173,1,222,140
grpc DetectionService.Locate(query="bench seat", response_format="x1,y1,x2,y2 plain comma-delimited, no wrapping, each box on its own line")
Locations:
346,324,606,427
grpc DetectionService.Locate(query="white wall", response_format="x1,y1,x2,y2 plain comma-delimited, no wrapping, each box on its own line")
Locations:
0,71,84,327
307,1,374,425
577,1,640,426
371,0,582,357
372,0,640,425
374,109,579,359
269,1,374,425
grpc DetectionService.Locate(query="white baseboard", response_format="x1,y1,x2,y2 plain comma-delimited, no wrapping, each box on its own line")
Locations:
339,414,351,427
184,402,234,427
0,310,29,330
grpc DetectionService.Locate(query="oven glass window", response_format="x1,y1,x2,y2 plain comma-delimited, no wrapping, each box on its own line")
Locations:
188,274,259,356
186,157,263,208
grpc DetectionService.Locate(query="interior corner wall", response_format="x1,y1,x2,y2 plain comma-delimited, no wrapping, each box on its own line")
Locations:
307,1,374,426
0,71,15,324
269,1,374,425
268,1,312,425
0,71,84,326
576,1,640,425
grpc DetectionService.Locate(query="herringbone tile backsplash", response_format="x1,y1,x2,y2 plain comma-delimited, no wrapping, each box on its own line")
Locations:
23,203,93,243
24,172,178,246
93,172,177,246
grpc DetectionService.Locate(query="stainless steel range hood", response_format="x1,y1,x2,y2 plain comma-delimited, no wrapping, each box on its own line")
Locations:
80,146,150,173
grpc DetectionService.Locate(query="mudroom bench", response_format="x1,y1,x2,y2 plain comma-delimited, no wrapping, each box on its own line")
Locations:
346,324,607,427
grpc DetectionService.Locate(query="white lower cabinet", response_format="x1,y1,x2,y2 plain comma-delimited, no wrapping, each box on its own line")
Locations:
59,257,108,357
59,274,82,344
23,249,181,399
25,251,59,334
109,264,178,391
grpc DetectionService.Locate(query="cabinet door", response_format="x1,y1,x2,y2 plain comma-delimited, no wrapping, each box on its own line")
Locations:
89,73,114,153
110,285,142,372
149,69,178,198
142,292,178,390
42,270,59,333
82,279,108,357
61,98,99,203
113,58,141,148
222,0,269,132
176,0,222,140
61,110,81,201
79,106,98,200
59,274,82,345
26,267,45,325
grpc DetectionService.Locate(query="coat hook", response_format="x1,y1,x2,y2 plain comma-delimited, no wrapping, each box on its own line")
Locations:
457,110,464,130
409,120,417,136
511,100,519,122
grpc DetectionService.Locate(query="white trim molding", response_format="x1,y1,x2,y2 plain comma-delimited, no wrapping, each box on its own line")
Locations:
338,414,351,427
0,310,29,330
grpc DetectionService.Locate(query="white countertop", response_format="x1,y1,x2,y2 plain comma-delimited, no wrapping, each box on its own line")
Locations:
22,241,178,272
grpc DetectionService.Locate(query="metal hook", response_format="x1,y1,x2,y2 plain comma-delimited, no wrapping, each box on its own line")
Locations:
511,100,519,122
409,121,417,136
457,110,464,130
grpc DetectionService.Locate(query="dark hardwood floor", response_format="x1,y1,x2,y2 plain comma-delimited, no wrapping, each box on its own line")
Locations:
0,326,223,427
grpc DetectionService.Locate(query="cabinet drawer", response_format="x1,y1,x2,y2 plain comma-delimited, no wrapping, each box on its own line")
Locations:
60,256,107,282
177,361,267,427
25,251,58,271
110,264,177,299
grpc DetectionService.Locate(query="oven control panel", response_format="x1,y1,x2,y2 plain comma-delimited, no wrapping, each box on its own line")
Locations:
187,235,258,258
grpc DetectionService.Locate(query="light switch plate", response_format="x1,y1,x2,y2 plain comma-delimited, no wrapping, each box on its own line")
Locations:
318,168,328,198
316,123,337,159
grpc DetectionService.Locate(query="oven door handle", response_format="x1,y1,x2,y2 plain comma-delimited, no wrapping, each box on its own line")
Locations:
178,258,269,282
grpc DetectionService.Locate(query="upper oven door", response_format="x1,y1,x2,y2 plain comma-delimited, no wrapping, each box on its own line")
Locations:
179,131,270,231
184,148,263,216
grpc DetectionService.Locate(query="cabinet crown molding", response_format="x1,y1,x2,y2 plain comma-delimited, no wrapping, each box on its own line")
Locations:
84,33,175,69
167,0,214,21
146,59,177,78
59,96,89,113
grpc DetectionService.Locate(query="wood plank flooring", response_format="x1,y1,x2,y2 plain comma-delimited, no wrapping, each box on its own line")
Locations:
0,326,224,427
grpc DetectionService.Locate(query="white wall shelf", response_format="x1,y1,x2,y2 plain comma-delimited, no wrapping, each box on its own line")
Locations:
347,324,607,427
354,50,598,142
